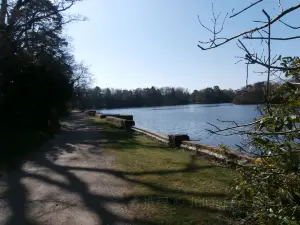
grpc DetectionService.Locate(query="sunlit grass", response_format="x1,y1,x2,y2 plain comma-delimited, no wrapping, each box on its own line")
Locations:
91,117,238,225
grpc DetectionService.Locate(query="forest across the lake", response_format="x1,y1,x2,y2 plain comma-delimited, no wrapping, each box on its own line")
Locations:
73,81,285,109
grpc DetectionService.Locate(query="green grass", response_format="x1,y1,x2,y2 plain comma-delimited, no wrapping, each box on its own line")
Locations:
92,117,238,225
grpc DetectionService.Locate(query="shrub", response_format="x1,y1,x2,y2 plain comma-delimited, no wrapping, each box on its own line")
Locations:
231,57,300,224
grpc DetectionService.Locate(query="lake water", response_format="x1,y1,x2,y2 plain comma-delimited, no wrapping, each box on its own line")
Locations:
97,104,260,148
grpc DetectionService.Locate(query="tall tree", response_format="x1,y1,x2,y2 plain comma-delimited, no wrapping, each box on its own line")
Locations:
0,0,89,128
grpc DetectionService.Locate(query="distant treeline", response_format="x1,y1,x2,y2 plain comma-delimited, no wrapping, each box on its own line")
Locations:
72,81,283,109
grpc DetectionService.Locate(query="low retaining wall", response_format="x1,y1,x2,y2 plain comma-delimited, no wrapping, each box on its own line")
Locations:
115,115,133,120
99,114,133,120
106,116,135,130
181,141,255,164
132,127,168,143
132,126,255,165
180,142,229,163
85,110,96,116
99,114,120,119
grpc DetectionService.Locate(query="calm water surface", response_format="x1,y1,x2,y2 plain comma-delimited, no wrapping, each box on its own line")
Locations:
97,104,259,148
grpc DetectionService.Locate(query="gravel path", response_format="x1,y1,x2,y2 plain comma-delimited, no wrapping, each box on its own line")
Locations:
0,113,138,225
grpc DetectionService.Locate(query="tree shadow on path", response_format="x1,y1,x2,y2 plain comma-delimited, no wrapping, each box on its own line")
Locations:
0,113,233,225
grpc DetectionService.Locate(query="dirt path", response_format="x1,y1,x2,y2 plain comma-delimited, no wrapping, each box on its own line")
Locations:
0,113,139,225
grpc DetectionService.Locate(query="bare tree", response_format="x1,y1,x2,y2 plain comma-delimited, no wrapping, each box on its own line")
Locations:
72,61,93,89
198,1,300,113
198,2,300,91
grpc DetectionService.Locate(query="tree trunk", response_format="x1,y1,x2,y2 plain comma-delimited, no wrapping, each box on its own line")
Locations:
0,0,7,25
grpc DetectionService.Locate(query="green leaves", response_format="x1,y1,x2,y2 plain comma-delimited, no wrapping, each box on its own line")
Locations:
257,114,297,133
284,120,293,130
247,187,255,199
232,57,300,224
254,137,270,145
283,115,297,130
275,123,284,132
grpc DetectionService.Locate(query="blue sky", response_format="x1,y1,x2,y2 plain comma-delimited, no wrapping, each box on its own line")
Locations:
66,0,300,91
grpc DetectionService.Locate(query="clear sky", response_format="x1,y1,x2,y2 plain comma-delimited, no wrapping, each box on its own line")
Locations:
66,0,300,91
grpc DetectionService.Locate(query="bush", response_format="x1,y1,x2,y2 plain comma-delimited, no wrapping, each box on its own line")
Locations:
232,57,300,224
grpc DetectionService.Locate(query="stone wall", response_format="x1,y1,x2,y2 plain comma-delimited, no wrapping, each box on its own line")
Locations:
106,116,135,130
131,126,255,165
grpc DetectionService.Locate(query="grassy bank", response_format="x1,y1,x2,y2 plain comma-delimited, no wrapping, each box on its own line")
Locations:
91,117,238,225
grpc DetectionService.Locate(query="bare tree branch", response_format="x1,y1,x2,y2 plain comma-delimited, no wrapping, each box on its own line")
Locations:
262,9,271,106
278,0,283,12
253,20,267,24
279,20,300,29
250,129,300,136
206,120,262,133
238,39,300,71
197,15,213,33
230,0,263,19
235,59,243,64
198,37,227,44
198,3,300,50
217,119,238,126
197,5,228,36
8,0,32,25
207,123,300,136
244,35,300,41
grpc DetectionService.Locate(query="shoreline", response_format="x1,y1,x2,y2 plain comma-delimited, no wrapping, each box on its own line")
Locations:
94,113,256,165
95,104,259,149
95,102,257,111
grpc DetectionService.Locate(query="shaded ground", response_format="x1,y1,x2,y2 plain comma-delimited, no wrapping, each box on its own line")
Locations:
0,113,237,225
0,113,138,225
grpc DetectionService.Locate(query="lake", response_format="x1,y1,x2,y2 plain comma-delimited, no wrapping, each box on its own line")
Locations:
97,104,260,148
